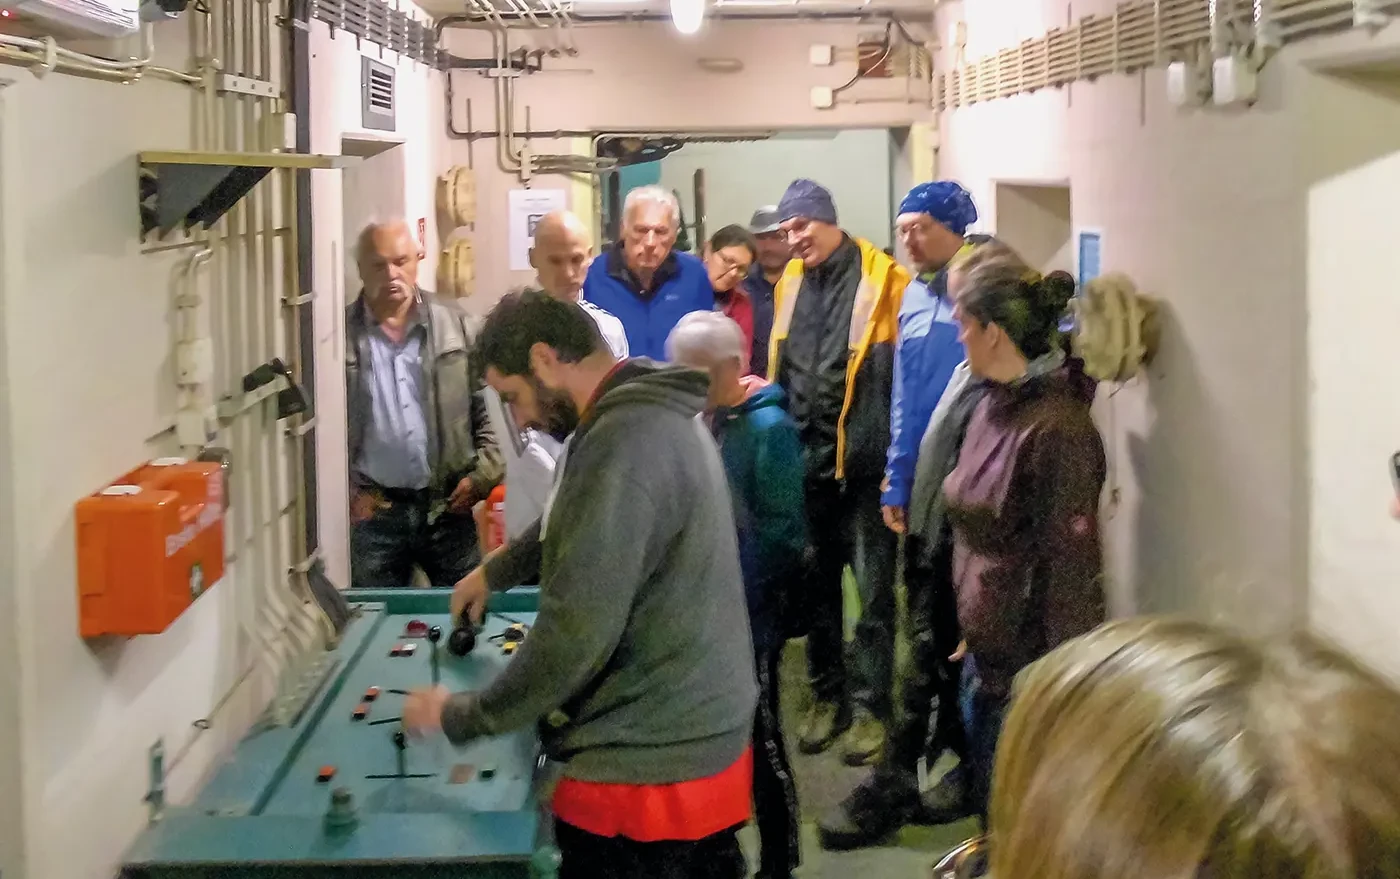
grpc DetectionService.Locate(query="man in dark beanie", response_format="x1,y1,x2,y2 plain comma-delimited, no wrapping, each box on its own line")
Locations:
765,178,910,766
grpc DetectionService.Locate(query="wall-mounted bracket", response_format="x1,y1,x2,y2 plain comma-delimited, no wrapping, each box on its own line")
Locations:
138,150,356,239
145,739,166,825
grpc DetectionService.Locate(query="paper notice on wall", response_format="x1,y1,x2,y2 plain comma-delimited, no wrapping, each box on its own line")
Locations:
508,189,568,272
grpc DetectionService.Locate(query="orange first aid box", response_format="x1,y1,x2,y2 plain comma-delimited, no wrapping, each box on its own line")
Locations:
75,457,226,638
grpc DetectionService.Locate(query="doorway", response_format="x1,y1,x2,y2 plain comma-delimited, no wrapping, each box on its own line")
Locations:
994,182,1072,273
341,139,407,293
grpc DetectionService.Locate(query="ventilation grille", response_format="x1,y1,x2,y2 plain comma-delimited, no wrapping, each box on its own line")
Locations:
311,0,444,68
936,0,1400,110
361,57,396,131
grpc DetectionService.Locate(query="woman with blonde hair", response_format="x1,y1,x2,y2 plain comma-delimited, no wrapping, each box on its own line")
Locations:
982,616,1400,879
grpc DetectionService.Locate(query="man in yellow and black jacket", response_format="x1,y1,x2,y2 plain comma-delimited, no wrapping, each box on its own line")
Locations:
767,179,911,766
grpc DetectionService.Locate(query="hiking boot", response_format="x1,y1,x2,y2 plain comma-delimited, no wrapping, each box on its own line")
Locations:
840,709,886,766
797,700,851,755
918,764,974,825
817,769,921,850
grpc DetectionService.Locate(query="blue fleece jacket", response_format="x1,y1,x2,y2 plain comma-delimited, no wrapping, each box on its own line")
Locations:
584,245,714,360
708,380,806,656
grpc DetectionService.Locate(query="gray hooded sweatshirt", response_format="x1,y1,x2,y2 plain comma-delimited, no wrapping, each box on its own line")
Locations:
443,361,758,785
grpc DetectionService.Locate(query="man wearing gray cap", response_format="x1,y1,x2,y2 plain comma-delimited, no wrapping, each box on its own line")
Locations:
766,178,910,767
744,206,790,377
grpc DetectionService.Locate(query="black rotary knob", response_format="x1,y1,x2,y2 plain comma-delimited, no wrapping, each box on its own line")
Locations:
447,625,477,657
427,625,442,644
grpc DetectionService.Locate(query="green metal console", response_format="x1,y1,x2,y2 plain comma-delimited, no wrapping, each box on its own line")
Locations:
121,587,552,879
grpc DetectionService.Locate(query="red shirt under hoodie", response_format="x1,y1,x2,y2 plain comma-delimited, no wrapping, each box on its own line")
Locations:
550,358,753,842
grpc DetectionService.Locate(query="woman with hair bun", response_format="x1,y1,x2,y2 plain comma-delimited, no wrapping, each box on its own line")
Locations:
942,257,1108,823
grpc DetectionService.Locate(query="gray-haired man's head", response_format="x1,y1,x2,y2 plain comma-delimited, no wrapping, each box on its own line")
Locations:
666,310,748,411
621,185,680,280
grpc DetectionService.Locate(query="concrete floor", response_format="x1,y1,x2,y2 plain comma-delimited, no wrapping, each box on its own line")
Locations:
737,639,980,879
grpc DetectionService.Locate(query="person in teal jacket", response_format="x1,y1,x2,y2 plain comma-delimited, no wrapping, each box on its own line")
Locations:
668,310,805,879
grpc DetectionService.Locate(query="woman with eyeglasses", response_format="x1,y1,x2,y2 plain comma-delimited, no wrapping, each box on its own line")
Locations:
703,224,759,370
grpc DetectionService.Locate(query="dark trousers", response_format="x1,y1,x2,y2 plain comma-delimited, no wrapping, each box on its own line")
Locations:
555,820,748,879
959,655,1007,825
804,478,899,718
887,535,966,772
349,488,479,589
753,646,800,878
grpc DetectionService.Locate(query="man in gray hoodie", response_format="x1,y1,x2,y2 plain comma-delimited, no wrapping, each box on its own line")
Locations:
402,290,758,879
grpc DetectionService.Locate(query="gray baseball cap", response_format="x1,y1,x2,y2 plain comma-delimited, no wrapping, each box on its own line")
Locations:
749,206,781,235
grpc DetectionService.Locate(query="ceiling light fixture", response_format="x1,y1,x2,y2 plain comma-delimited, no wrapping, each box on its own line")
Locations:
670,0,705,35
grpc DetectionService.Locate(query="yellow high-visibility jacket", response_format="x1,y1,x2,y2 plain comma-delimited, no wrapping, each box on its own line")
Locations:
767,238,911,482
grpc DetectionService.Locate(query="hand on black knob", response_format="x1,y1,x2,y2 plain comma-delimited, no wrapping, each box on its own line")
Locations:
447,625,477,657
428,625,442,644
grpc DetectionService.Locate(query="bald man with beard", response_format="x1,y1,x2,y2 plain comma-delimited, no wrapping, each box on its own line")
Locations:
483,210,629,543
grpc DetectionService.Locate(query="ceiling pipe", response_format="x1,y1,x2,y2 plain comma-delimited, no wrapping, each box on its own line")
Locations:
436,7,916,29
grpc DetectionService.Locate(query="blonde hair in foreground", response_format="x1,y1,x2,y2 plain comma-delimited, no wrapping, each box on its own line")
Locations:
990,616,1400,879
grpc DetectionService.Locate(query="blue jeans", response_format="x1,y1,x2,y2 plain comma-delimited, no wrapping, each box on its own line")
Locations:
350,487,478,589
959,655,1007,826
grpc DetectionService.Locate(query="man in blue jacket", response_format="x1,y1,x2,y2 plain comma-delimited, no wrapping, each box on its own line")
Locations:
668,311,806,879
584,185,714,359
820,182,989,850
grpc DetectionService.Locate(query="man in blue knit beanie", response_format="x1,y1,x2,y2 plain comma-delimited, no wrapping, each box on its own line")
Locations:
766,178,911,768
819,180,996,850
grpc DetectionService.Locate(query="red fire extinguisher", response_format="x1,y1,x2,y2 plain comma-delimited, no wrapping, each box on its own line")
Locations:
484,484,507,552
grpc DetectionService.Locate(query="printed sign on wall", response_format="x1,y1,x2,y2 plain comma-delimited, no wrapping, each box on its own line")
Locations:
508,189,568,271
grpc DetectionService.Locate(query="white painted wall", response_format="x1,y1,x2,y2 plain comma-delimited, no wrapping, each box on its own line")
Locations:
0,9,443,878
656,129,895,250
1303,71,1400,681
0,24,270,879
937,0,1312,631
308,12,445,588
0,69,28,879
939,0,1400,679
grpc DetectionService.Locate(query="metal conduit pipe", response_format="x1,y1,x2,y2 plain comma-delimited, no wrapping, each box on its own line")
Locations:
436,7,914,29
1253,0,1281,57
1207,0,1225,57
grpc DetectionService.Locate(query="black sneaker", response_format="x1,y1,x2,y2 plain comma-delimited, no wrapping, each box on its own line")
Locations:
816,770,921,851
